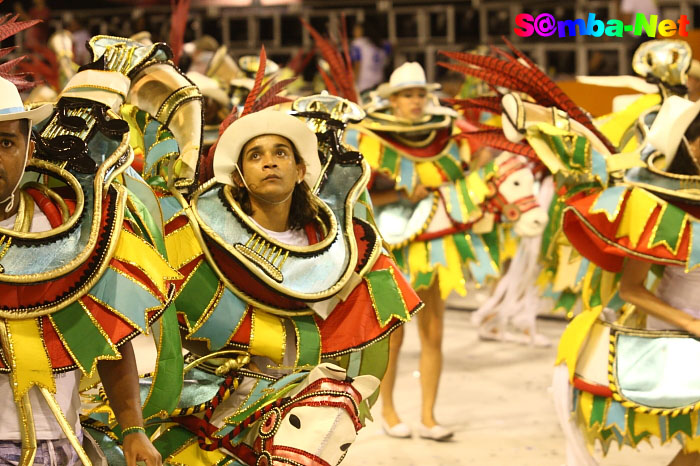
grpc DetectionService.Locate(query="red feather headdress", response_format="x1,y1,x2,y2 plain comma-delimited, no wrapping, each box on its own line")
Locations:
169,0,191,66
300,15,358,104
0,2,43,90
439,37,616,155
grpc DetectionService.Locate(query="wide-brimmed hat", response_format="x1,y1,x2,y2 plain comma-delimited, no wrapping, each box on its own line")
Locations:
646,95,700,164
376,62,440,98
213,110,321,187
0,77,52,124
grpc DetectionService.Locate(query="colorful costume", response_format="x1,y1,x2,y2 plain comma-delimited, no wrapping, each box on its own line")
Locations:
549,95,700,461
148,77,421,463
0,33,200,464
344,79,547,298
453,40,700,462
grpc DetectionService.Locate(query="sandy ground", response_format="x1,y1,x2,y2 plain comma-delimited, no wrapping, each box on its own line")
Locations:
341,308,679,466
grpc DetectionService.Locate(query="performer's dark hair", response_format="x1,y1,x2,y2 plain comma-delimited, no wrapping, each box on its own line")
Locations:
668,114,700,175
19,119,29,136
232,143,320,231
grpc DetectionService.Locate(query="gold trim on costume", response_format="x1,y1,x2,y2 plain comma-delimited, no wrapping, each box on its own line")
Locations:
0,185,128,318
0,160,85,242
0,110,130,286
155,86,201,125
348,124,456,163
562,205,686,267
38,387,92,465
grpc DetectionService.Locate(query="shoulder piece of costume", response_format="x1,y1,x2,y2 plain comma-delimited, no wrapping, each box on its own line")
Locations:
165,94,421,364
592,40,691,153
84,35,204,189
562,139,700,274
501,93,700,274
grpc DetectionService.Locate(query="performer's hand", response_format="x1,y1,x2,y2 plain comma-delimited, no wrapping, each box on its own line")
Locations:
405,184,431,203
123,432,162,466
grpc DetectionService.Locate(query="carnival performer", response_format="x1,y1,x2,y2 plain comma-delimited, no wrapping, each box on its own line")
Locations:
548,95,700,466
446,38,700,464
343,61,547,440
0,36,196,466
148,49,423,462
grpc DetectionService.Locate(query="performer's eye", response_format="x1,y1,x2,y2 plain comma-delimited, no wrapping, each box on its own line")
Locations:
288,414,301,429
0,139,14,149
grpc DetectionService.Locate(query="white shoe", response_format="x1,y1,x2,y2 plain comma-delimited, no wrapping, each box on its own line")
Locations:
417,423,453,441
381,419,412,438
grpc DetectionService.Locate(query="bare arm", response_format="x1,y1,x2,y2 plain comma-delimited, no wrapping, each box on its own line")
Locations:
619,258,700,335
97,340,162,466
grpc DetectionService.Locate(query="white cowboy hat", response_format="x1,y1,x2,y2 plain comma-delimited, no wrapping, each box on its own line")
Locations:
646,95,700,165
186,71,230,108
376,62,440,98
213,110,321,188
0,77,52,124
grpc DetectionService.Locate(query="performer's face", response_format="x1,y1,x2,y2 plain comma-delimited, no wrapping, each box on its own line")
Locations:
390,87,427,122
0,119,31,204
237,134,305,204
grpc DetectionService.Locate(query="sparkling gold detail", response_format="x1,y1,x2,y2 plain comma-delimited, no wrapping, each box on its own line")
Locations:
155,86,201,125
234,241,284,283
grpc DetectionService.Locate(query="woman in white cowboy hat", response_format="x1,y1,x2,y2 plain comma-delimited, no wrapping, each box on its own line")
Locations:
346,62,464,441
0,75,164,466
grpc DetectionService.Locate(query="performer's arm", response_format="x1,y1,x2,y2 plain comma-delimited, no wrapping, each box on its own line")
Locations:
619,257,700,336
97,340,162,466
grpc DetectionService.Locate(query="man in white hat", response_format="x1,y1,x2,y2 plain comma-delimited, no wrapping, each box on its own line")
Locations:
212,109,322,235
162,104,422,464
0,76,162,466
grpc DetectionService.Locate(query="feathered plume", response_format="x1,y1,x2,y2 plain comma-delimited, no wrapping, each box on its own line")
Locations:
16,44,59,90
198,46,294,183
454,126,537,161
439,37,616,153
0,4,43,90
169,0,191,66
300,15,358,103
286,47,315,76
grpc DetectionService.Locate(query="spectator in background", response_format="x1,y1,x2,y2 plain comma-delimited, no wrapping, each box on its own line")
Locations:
184,35,219,75
64,13,90,66
351,18,391,93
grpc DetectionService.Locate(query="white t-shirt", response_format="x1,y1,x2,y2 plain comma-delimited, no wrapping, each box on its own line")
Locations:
351,37,388,92
0,209,82,440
